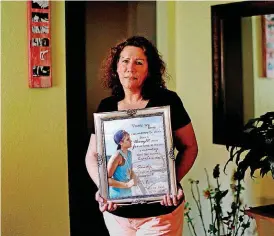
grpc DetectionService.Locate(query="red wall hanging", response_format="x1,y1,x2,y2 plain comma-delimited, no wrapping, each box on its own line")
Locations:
28,0,52,88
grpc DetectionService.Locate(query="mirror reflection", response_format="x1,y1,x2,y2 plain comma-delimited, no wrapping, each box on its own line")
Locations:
241,14,274,124
211,1,274,146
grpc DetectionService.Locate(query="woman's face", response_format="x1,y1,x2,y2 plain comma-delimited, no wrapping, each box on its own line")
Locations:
120,134,132,149
117,46,148,91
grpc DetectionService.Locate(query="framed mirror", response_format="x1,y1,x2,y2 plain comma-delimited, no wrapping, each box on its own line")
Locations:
211,1,274,146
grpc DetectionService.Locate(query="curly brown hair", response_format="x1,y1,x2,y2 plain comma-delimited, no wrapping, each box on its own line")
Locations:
101,36,168,100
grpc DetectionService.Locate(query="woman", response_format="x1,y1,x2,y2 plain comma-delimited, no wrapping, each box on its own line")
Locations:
85,36,198,236
108,130,136,199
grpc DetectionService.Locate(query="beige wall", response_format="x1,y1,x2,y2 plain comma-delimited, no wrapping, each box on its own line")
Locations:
157,1,274,235
2,2,70,236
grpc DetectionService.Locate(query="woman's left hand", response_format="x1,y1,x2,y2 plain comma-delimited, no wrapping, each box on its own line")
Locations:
160,184,184,206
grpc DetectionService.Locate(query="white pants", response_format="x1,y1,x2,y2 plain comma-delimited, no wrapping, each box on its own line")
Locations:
103,203,184,236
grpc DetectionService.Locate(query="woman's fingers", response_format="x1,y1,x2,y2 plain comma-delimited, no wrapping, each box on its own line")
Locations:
107,202,113,211
166,193,172,206
95,191,105,203
112,203,118,211
173,194,178,206
96,190,107,212
160,194,167,206
107,201,118,211
160,195,164,205
99,201,118,212
99,202,108,212
177,186,184,201
161,194,173,206
161,189,184,206
95,190,119,212
95,191,107,212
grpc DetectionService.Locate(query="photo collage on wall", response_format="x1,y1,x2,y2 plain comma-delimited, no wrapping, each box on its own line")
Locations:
28,0,52,88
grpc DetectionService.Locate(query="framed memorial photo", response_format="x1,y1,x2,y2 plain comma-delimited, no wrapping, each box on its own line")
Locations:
94,106,177,205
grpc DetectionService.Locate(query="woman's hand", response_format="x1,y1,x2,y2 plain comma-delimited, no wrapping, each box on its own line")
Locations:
160,184,184,206
95,190,118,212
126,178,137,188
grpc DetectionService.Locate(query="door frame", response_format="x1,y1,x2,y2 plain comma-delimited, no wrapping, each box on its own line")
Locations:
65,2,109,235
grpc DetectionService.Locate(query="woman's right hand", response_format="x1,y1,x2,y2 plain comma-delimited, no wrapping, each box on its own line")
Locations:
95,190,118,212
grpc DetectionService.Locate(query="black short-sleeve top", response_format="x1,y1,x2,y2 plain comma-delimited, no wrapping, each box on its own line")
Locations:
91,88,191,218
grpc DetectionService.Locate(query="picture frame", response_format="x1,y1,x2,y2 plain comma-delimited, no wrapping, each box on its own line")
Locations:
262,13,274,79
94,106,177,205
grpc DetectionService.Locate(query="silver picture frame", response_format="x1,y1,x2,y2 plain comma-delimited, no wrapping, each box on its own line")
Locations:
94,106,177,205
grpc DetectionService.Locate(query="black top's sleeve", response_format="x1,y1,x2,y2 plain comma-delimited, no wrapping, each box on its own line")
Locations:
169,91,191,131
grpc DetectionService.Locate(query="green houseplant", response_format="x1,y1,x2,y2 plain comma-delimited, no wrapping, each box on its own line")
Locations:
184,112,274,236
224,112,274,180
184,165,252,236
